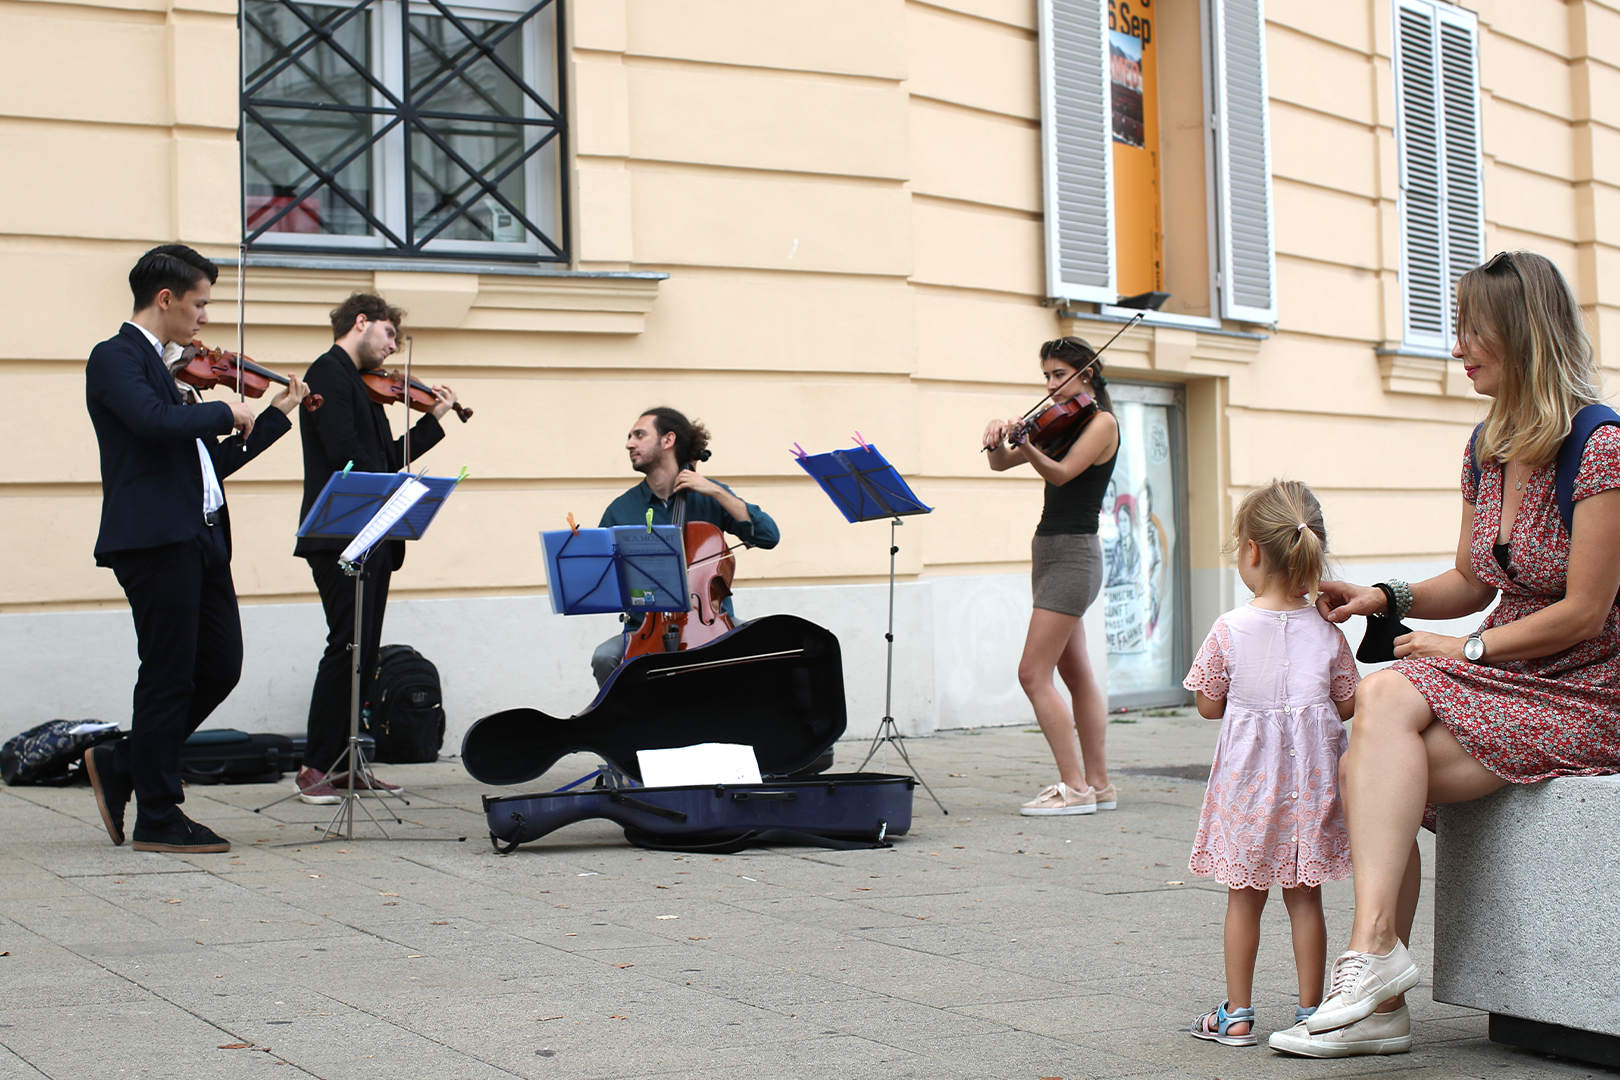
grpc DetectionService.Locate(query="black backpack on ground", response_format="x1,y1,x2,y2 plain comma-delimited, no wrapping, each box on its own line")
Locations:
1,721,122,786
180,729,298,785
368,645,446,764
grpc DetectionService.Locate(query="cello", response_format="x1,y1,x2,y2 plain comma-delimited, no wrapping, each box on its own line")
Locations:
623,462,740,658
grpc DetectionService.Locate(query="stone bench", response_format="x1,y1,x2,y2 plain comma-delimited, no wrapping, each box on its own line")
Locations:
1433,774,1620,1067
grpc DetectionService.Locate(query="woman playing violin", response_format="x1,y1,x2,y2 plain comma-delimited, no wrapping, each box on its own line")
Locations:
983,337,1121,816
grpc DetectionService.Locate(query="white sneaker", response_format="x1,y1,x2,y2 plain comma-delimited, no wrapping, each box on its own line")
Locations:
1270,1005,1412,1057
1019,782,1096,816
1306,941,1419,1032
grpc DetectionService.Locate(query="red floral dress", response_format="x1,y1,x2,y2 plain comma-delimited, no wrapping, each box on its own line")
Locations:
1393,427,1620,789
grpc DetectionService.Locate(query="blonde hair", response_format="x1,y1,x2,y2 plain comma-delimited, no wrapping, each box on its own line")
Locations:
1232,480,1328,596
1458,251,1601,467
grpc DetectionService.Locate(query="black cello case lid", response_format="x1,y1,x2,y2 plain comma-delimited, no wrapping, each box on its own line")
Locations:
462,614,847,787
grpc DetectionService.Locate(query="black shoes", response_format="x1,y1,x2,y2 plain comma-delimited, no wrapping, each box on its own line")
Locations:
84,745,134,846
131,816,231,854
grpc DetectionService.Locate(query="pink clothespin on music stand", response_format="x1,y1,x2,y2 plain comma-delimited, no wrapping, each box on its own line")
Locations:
852,431,870,451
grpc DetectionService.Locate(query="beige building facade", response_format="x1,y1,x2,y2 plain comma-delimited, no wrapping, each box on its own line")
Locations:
3,0,1618,745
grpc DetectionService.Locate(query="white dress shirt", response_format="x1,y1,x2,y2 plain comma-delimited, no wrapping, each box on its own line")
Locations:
124,321,224,517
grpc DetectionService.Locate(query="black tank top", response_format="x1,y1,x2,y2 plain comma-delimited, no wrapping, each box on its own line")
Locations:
1036,449,1118,536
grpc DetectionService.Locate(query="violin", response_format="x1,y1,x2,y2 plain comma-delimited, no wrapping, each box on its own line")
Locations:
623,521,737,658
1007,392,1098,459
361,369,474,423
174,342,323,411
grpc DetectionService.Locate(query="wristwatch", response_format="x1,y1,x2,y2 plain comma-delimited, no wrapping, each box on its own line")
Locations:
1463,631,1488,663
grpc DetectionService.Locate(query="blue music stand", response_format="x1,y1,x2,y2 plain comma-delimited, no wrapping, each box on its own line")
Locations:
262,470,459,839
794,440,944,813
541,525,689,616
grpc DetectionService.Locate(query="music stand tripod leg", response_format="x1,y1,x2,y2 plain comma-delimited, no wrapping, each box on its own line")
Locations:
853,518,947,814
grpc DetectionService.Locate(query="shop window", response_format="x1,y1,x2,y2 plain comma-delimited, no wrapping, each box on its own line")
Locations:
242,0,567,260
1100,381,1190,706
1393,0,1483,351
1037,0,1276,324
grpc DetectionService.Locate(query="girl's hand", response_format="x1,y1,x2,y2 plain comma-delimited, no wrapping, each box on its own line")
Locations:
982,417,1021,451
1393,631,1465,661
1316,580,1387,624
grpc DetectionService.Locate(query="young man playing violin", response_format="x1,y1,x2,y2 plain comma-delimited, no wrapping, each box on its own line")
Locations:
292,293,459,804
83,244,309,854
589,407,780,686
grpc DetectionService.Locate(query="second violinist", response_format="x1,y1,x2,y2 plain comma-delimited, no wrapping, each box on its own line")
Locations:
983,336,1120,817
292,292,460,805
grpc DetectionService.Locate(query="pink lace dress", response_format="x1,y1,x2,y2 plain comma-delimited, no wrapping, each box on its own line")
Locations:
1183,605,1359,890
1394,428,1620,795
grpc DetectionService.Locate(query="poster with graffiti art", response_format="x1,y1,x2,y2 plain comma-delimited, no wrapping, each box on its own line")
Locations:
1102,400,1180,694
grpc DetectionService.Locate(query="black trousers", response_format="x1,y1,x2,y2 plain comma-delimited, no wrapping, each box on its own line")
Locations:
304,549,392,774
107,530,241,830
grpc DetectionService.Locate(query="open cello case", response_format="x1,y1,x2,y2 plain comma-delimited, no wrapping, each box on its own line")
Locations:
463,614,915,853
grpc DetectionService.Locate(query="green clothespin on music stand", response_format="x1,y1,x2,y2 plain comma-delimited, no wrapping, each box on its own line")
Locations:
455,466,469,484
644,508,654,533
341,460,354,477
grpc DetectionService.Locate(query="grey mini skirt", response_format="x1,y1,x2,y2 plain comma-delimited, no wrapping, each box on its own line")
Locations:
1031,533,1104,617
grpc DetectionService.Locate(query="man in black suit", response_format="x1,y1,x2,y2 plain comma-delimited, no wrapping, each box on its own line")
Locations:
83,244,308,853
293,293,458,804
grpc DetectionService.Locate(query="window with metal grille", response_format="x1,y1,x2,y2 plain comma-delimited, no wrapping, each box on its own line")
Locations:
242,0,567,260
1394,0,1483,351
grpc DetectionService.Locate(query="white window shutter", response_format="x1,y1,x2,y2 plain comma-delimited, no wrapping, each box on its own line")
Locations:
1395,0,1482,350
1210,0,1277,324
1039,0,1115,304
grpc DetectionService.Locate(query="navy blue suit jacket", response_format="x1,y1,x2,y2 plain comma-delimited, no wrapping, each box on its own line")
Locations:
86,323,291,564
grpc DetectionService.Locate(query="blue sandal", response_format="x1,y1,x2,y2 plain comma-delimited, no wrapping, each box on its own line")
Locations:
1191,1001,1257,1047
1294,1004,1318,1026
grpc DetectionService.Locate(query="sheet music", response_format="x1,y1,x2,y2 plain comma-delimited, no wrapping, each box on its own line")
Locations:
340,476,429,565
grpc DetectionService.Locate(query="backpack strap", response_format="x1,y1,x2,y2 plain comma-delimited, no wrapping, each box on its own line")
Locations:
1468,422,1483,500
1556,403,1620,534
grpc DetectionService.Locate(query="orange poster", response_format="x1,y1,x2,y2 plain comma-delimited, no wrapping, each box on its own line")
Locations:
1109,2,1162,296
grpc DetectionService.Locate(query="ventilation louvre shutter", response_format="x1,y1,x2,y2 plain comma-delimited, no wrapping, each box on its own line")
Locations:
1438,14,1485,330
1395,0,1482,350
1039,0,1115,303
1211,0,1277,323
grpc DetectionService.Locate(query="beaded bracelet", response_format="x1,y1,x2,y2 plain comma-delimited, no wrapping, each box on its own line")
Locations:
1376,578,1413,620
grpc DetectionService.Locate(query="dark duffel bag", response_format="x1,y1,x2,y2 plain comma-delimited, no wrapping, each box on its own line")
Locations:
2,720,122,786
180,729,297,785
368,645,446,764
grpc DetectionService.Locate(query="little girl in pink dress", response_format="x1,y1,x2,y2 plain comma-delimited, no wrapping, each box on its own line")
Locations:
1184,480,1359,1047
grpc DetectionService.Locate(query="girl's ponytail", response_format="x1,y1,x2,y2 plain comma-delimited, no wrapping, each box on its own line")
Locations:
1232,480,1329,596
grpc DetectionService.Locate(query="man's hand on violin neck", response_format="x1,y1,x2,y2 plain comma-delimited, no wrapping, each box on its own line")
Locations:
428,384,457,420
273,372,309,415
228,401,256,437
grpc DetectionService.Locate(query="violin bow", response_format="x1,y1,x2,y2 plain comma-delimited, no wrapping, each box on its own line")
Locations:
983,311,1145,453
402,335,414,471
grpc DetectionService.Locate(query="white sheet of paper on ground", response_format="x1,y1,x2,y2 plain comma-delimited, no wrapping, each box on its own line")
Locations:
636,743,762,787
66,721,120,735
339,475,429,565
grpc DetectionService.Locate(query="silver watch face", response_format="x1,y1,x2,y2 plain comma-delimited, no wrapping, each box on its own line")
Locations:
1464,635,1484,661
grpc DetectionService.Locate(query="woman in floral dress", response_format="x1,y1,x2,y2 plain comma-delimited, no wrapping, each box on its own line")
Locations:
1271,251,1620,1058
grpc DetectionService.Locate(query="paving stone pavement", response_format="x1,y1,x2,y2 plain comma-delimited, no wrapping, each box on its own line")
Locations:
0,713,1607,1080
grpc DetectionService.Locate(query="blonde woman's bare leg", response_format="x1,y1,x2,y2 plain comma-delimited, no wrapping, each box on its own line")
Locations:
1018,608,1087,791
1344,671,1506,954
1055,615,1110,791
